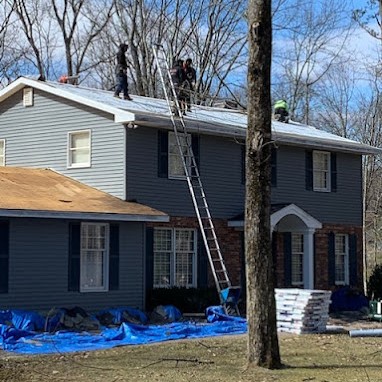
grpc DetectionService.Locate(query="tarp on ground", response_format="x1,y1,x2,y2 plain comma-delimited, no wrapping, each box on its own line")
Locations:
0,307,247,355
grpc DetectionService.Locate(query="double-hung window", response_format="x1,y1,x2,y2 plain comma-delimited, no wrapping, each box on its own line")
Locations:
313,151,330,192
335,234,349,285
68,130,91,168
80,223,109,292
168,131,191,179
0,139,5,166
291,233,304,286
153,228,197,287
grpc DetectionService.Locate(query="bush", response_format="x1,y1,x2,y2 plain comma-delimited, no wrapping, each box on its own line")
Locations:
367,264,382,300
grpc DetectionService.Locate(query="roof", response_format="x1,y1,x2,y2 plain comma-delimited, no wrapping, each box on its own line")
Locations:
0,167,168,222
0,77,380,155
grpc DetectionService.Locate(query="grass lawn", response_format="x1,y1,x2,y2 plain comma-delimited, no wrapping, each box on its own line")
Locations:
1,331,382,381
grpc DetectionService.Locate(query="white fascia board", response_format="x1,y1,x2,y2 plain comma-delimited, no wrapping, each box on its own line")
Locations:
0,78,136,124
0,209,169,222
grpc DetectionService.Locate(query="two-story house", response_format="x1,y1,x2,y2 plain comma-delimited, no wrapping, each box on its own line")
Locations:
0,77,379,312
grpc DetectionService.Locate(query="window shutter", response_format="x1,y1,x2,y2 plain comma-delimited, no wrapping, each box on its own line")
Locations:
305,150,313,190
331,152,337,192
328,232,335,286
240,231,246,290
158,130,168,178
145,227,154,289
197,230,208,288
0,221,9,293
191,134,200,176
349,233,357,285
283,232,292,286
241,145,246,185
272,232,278,287
109,224,119,290
68,223,81,291
271,147,277,187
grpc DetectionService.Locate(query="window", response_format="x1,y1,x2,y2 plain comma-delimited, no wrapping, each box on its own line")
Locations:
0,139,4,166
153,228,197,287
80,223,109,292
313,151,330,192
335,234,349,285
68,130,91,168
168,131,191,179
291,233,304,286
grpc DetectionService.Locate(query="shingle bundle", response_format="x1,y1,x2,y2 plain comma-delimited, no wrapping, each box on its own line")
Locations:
275,288,332,334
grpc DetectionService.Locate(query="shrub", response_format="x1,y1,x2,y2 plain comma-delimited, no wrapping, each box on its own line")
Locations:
367,264,382,300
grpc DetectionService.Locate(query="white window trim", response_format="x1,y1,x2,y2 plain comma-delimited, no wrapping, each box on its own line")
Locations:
335,234,349,286
0,139,5,166
313,150,331,192
80,222,109,293
153,227,198,288
168,131,191,180
67,130,91,169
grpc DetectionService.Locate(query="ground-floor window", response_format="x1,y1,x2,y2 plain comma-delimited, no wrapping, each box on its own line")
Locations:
291,233,304,286
335,234,349,285
80,222,109,292
153,228,197,288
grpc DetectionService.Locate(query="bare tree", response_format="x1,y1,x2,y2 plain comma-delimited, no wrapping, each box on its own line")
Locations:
353,0,382,41
246,0,281,369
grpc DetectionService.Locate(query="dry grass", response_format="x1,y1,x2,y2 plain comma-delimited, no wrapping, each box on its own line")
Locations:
1,331,382,381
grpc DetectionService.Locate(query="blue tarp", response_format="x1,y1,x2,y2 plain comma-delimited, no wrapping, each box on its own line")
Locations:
0,306,247,355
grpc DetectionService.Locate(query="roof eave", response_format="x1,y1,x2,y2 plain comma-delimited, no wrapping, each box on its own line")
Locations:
0,209,170,222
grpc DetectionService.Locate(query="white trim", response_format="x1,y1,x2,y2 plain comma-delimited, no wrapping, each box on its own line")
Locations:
0,139,5,166
80,222,109,292
67,129,91,169
23,87,34,107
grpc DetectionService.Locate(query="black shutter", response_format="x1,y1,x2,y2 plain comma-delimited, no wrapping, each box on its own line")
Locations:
272,232,278,288
158,130,168,178
0,221,9,293
328,232,335,286
271,147,277,187
241,145,246,185
349,233,357,285
197,230,208,287
145,227,154,289
283,232,292,286
305,150,313,191
68,223,81,291
240,231,246,290
331,152,337,192
191,134,200,176
109,224,120,290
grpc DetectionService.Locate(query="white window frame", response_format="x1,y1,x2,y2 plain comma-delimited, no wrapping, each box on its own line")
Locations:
0,139,5,166
67,130,91,168
168,131,191,180
335,234,349,285
291,233,304,286
313,150,331,192
80,222,109,292
153,227,197,288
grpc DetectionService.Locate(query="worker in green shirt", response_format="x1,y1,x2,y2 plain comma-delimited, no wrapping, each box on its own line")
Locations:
274,99,289,123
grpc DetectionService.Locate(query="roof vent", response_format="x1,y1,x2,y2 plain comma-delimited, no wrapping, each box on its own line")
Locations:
23,87,34,107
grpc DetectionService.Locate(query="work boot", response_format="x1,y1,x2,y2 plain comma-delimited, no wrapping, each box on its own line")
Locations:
113,94,120,99
124,95,133,101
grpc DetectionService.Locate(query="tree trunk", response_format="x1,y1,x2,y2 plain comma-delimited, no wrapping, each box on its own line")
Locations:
246,0,281,369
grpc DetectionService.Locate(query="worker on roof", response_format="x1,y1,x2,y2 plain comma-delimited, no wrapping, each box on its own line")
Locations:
183,58,197,112
274,99,289,123
169,59,186,115
113,43,132,101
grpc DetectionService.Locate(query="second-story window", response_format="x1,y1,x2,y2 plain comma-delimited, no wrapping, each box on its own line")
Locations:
0,139,5,166
168,131,191,179
68,130,91,168
313,151,330,192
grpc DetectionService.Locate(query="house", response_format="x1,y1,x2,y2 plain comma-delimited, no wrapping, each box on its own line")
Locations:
0,77,380,311
0,166,167,312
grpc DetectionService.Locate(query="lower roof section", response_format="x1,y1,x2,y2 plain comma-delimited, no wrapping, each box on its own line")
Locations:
0,166,168,222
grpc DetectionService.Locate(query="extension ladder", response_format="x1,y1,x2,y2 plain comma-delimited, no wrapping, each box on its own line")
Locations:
153,45,240,316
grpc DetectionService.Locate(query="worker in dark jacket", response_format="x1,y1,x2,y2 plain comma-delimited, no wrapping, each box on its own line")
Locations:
183,58,196,111
169,59,186,115
274,99,289,122
114,43,132,101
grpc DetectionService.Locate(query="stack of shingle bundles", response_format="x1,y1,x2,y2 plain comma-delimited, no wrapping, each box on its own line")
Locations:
275,288,332,334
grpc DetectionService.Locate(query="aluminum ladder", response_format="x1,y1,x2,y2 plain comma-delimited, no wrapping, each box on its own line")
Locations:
153,45,240,316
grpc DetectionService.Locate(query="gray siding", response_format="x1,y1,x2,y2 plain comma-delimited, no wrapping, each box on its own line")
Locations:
0,218,145,312
0,89,126,199
272,145,363,225
126,126,245,218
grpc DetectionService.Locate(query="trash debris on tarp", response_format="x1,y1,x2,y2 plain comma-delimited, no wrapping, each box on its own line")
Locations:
0,305,247,354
